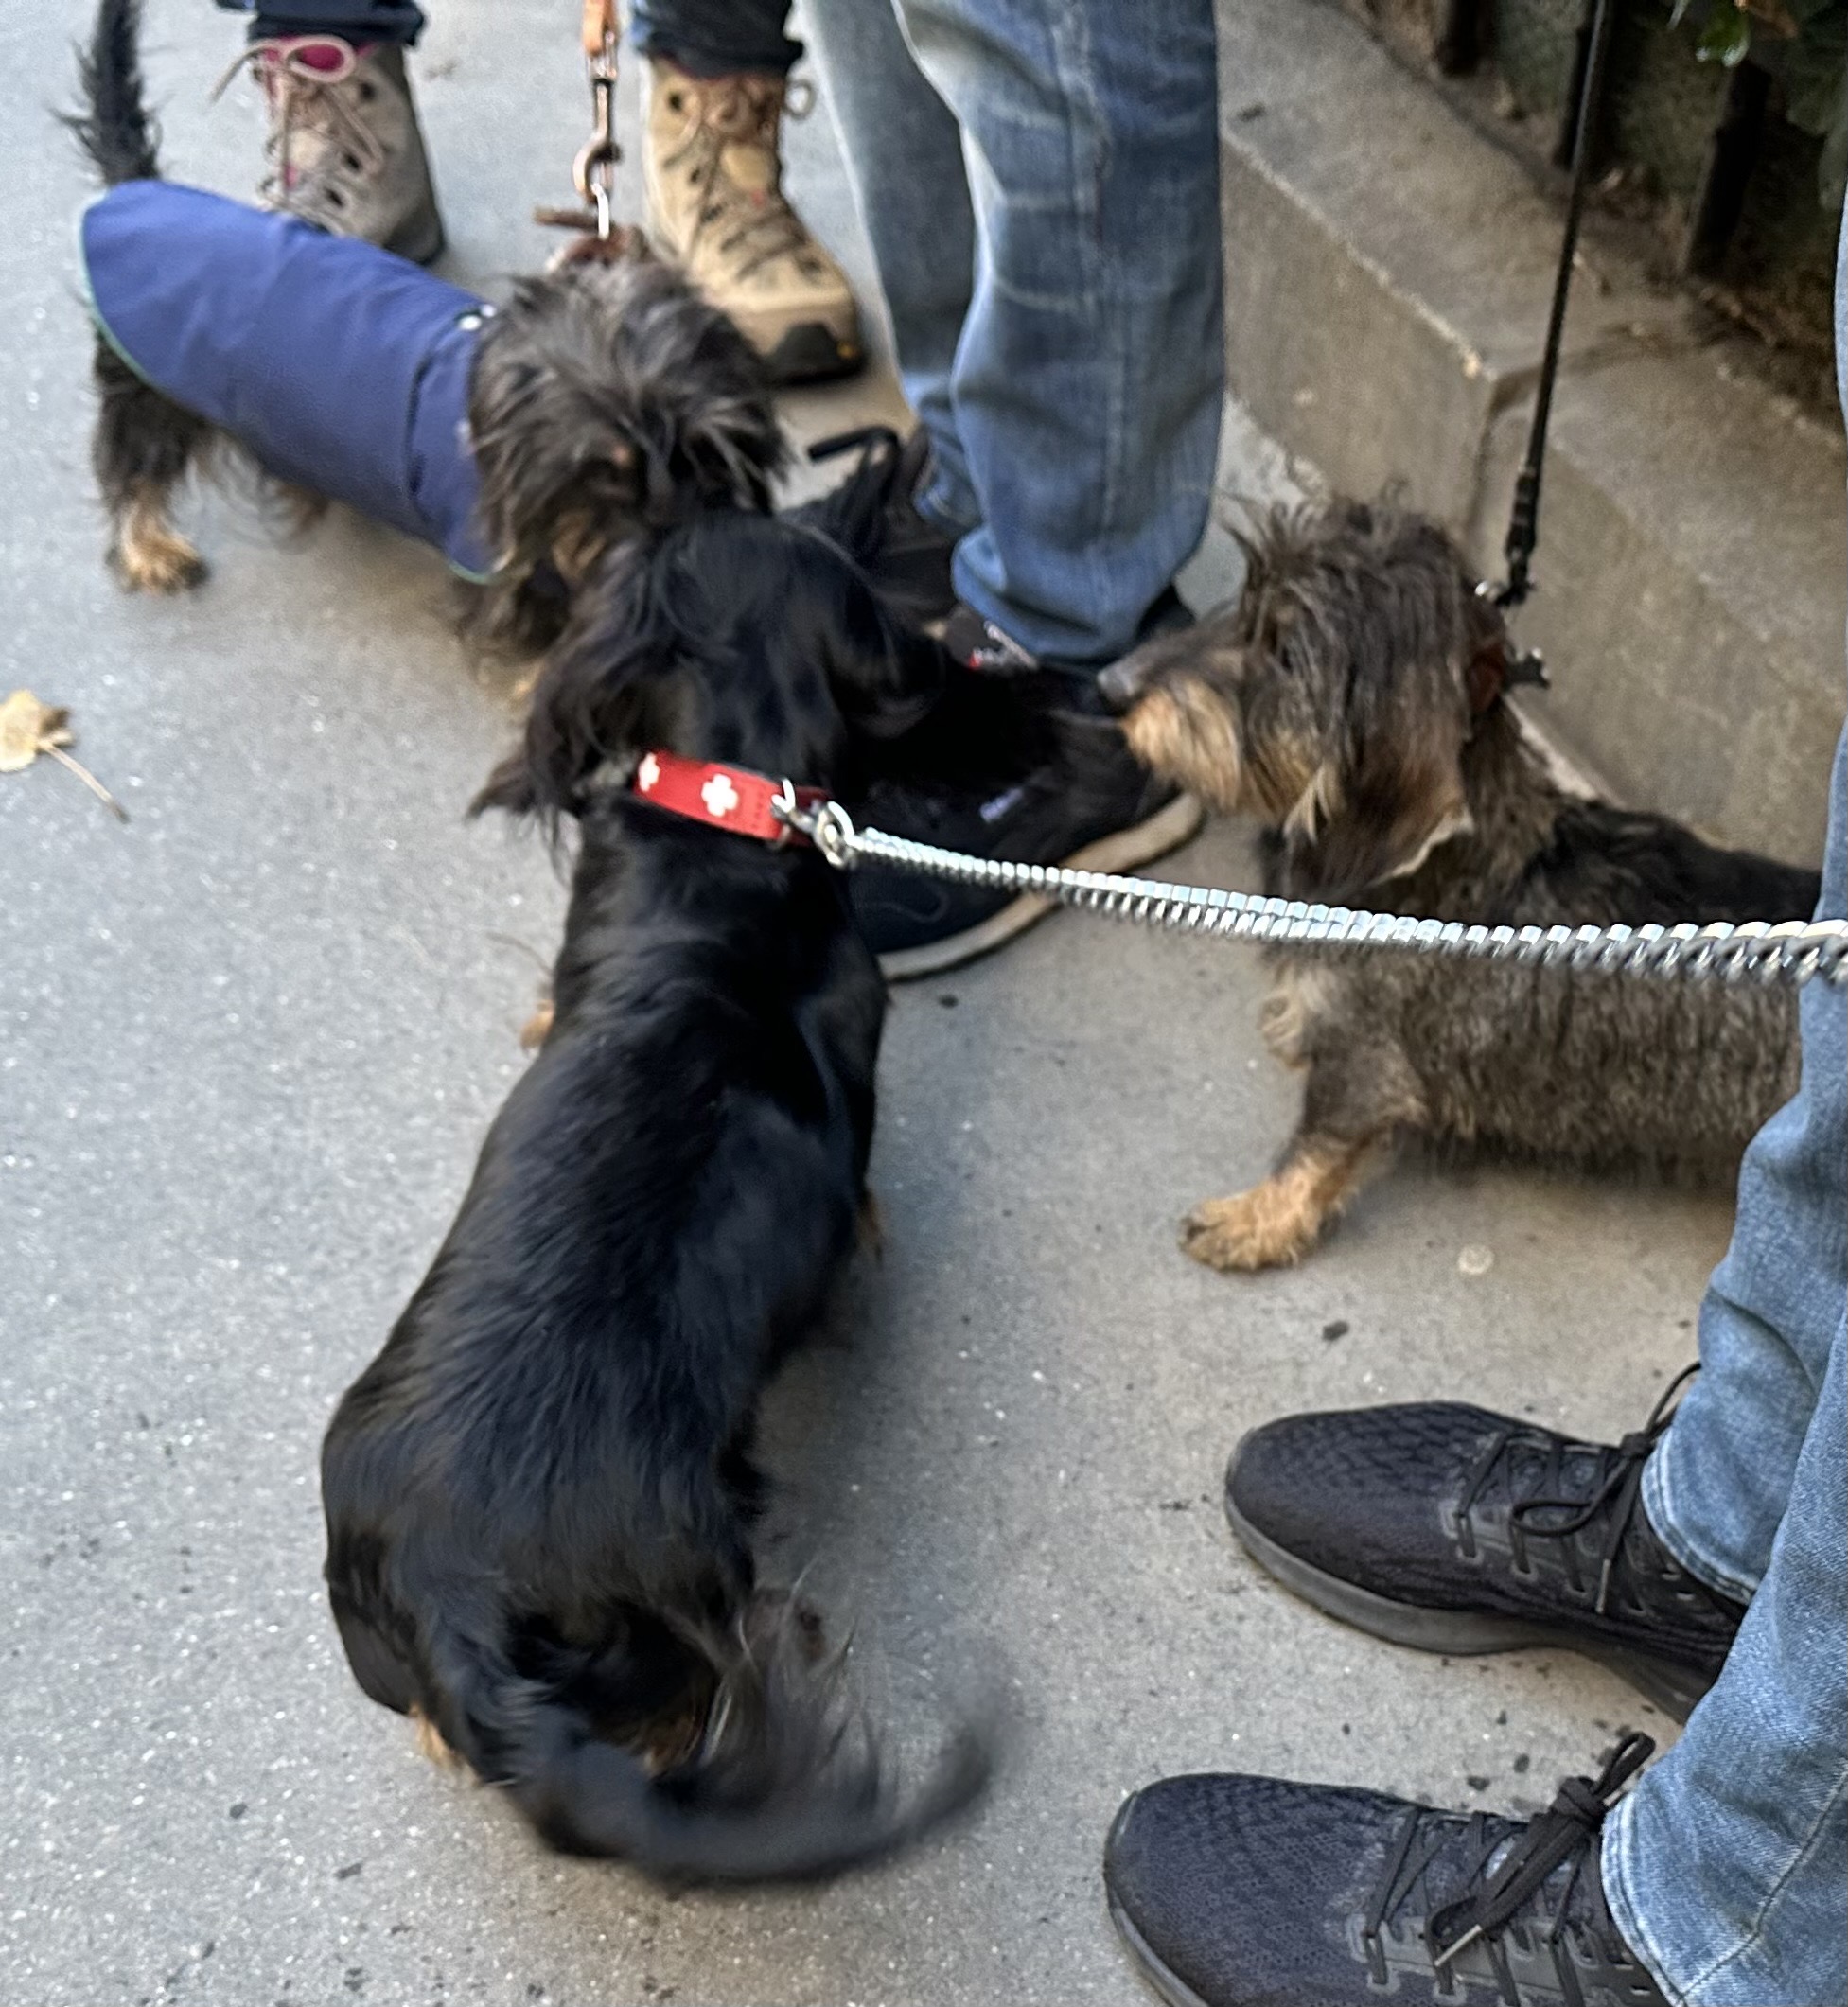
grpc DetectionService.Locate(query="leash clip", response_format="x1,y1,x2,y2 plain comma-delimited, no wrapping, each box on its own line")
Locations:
769,785,858,869
768,777,805,850
572,26,622,240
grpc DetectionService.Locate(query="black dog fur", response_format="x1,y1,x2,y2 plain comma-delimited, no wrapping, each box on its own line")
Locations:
320,484,992,1882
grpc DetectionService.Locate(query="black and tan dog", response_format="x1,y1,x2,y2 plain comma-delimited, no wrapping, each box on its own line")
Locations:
320,480,991,1880
72,0,775,653
1102,500,1820,1274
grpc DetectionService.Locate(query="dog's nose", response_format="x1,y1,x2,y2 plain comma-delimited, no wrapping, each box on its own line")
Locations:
1098,654,1150,713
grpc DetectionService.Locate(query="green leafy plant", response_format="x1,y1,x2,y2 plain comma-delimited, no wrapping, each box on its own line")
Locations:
1668,0,1848,204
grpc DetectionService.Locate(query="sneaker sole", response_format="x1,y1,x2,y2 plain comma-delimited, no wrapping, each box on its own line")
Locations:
1224,1487,1712,1723
1103,1842,1216,2007
877,791,1206,983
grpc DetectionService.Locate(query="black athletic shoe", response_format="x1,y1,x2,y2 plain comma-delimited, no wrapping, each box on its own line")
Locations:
846,666,1202,978
1224,1372,1745,1721
1104,1735,1668,2007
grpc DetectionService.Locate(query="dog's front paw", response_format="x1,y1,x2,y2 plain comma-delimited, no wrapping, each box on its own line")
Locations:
1179,1184,1321,1273
519,995,554,1050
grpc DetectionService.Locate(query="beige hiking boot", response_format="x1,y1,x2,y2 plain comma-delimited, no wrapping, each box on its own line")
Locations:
220,36,445,264
642,59,862,383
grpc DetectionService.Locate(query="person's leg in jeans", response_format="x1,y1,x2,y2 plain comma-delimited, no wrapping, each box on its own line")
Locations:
1586,214,1848,2007
798,0,978,540
808,0,1223,670
627,0,863,381
213,0,441,259
1600,272,1848,1976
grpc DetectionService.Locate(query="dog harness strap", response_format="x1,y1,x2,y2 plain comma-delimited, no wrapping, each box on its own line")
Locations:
79,182,496,580
631,750,825,845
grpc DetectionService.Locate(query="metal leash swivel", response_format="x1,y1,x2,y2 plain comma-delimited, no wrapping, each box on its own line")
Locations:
767,794,1848,991
572,18,623,241
534,0,625,239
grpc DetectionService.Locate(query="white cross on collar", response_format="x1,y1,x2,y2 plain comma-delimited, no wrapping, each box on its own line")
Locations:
700,772,740,819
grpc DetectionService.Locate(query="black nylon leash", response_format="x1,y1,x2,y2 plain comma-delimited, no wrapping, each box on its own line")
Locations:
1495,0,1619,610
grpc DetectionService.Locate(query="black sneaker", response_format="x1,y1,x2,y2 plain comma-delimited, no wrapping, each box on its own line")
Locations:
1224,1372,1745,1722
1104,1735,1668,2007
846,664,1203,978
794,425,959,627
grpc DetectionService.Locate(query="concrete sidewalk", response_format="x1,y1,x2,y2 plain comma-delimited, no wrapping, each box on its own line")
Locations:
3,6,1734,2003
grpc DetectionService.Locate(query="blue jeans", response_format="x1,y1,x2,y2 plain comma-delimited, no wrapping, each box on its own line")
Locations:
802,0,1223,665
1602,217,1848,2007
219,0,803,74
1603,728,1847,2005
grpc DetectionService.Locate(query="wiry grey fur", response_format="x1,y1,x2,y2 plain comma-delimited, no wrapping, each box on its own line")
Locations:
1106,499,1821,1273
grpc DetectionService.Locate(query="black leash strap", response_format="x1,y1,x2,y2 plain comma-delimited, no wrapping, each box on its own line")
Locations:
1496,0,1618,609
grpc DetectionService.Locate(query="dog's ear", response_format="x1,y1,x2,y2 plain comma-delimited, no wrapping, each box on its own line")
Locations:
642,381,786,522
1269,501,1494,895
471,546,660,827
1287,674,1471,895
616,264,787,519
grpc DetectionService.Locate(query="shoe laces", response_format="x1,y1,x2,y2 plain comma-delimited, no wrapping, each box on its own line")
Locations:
214,37,387,213
1362,1733,1656,2007
660,72,818,282
1453,1364,1698,1616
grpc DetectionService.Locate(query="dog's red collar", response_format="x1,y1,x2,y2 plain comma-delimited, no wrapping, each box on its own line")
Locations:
630,749,826,846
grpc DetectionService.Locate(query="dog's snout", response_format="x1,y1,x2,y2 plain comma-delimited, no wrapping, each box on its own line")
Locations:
1098,653,1152,713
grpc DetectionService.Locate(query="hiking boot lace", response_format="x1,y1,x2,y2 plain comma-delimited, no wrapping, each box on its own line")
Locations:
213,37,387,215
1361,1733,1656,2007
661,74,818,283
1452,1364,1698,1615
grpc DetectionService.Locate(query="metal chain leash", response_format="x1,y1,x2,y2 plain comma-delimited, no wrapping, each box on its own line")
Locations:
769,793,1848,991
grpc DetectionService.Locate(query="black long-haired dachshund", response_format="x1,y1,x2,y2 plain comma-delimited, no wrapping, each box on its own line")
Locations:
320,471,991,1882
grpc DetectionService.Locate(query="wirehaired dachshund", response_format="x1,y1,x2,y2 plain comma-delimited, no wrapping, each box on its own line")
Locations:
1102,500,1820,1274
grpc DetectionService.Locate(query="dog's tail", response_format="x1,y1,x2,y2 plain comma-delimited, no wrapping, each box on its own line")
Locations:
415,1595,994,1885
70,0,162,185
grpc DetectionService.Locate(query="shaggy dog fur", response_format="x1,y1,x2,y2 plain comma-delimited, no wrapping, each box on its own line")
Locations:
72,0,775,651
1102,500,1820,1273
320,479,992,1882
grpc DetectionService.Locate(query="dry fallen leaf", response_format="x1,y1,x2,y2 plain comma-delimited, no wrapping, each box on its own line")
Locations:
0,688,128,821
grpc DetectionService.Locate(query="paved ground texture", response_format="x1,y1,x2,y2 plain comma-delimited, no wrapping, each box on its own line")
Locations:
4,5,1752,2003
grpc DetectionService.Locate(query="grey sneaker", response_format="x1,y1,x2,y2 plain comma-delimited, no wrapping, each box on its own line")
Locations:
220,36,444,263
642,58,861,383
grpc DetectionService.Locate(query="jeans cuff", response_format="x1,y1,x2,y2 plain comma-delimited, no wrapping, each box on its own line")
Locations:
1643,1436,1764,1606
913,478,977,544
631,31,801,79
1603,1799,1693,2007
